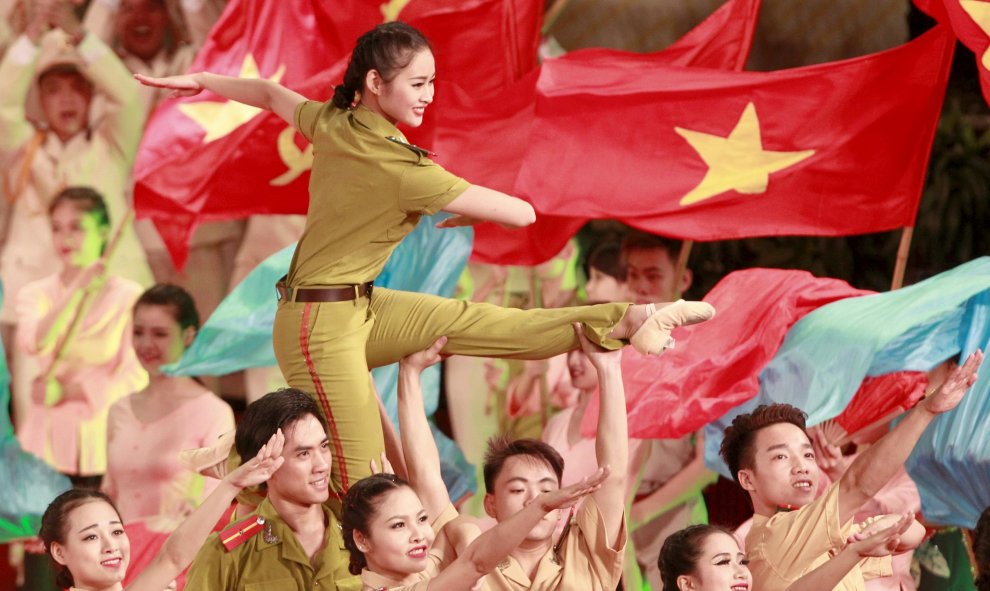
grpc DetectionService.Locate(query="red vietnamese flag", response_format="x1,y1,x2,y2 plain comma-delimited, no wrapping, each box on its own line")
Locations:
918,0,990,107
578,269,871,439
134,0,543,268
515,25,955,243
440,0,764,264
833,372,927,437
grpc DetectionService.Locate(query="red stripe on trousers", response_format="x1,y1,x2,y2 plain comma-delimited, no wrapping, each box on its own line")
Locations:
298,303,350,491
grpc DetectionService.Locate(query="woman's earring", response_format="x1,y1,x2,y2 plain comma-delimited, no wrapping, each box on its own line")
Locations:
351,90,362,109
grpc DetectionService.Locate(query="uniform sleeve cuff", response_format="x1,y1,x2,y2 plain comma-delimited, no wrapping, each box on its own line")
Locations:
8,34,38,65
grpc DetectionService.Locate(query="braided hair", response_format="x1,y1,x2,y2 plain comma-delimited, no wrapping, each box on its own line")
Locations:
332,22,432,110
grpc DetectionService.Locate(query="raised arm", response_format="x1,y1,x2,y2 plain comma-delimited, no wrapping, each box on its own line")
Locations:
438,185,536,229
397,337,450,520
428,468,608,590
134,72,307,128
574,324,628,548
837,351,982,523
124,430,285,591
785,513,913,591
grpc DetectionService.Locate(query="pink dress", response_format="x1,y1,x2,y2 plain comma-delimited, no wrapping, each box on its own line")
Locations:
15,275,147,475
103,390,235,523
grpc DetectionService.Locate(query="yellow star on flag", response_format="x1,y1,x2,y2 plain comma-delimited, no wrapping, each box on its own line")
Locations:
961,0,990,70
675,102,815,206
380,0,413,22
179,54,285,143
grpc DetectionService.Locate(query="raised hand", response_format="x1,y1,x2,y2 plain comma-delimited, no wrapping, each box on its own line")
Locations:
846,513,913,557
225,429,284,489
370,451,395,475
572,323,621,370
134,73,205,98
921,350,983,415
537,465,611,513
400,336,448,373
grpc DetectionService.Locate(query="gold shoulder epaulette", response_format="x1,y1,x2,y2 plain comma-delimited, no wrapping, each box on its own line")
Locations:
385,135,434,158
219,515,265,552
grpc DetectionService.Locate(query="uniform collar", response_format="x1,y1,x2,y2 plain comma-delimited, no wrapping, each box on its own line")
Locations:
494,544,560,587
256,497,343,574
350,104,401,139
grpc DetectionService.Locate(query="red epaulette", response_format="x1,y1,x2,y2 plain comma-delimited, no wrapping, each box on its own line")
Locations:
219,515,266,551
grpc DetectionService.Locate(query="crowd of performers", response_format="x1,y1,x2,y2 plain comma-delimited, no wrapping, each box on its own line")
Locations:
2,2,989,591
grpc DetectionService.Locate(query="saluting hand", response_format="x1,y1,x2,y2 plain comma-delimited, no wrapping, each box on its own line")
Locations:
226,429,285,489
921,350,983,415
537,465,611,513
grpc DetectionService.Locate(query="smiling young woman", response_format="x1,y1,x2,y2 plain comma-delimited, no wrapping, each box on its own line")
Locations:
135,20,715,507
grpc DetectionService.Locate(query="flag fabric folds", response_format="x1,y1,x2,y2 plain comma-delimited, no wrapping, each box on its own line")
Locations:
578,269,870,439
0,289,71,542
703,257,990,515
512,25,954,246
915,0,990,107
134,0,541,268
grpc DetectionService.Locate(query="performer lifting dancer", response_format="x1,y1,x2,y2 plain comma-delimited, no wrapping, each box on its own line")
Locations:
135,21,716,498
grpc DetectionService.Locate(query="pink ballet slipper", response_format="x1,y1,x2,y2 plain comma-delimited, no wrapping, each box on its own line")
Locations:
630,299,716,355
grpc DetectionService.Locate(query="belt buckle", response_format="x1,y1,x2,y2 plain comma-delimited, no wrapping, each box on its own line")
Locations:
275,283,290,302
365,282,374,298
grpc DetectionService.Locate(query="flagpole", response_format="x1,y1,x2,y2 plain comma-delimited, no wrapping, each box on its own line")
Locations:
890,226,914,290
39,210,135,405
670,240,694,300
542,0,574,34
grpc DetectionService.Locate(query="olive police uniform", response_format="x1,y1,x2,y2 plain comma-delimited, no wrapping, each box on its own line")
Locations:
273,102,631,496
485,497,626,590
184,497,360,591
746,482,892,591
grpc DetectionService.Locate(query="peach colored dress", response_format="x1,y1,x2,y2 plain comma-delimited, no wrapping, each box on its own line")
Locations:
103,389,234,523
15,275,148,475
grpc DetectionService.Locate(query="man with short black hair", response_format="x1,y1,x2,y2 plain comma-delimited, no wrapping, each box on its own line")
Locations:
185,388,360,591
481,327,629,590
720,350,982,591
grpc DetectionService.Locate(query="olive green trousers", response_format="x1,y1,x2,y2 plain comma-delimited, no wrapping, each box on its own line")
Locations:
273,286,630,496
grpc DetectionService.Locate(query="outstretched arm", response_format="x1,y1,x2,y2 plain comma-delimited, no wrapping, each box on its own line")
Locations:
428,468,608,590
785,513,913,591
134,72,307,128
397,337,450,520
125,430,285,591
439,185,536,229
574,324,628,548
837,351,982,523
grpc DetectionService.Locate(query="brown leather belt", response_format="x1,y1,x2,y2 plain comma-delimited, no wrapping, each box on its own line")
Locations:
275,279,373,303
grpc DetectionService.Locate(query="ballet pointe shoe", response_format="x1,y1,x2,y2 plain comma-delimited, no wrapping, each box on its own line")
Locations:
630,299,716,355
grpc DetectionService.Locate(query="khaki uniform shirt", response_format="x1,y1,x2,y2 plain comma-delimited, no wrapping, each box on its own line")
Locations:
184,497,361,591
485,497,626,591
289,102,470,287
746,481,893,591
359,503,461,591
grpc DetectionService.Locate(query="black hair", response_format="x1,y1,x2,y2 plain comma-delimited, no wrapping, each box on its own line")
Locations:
39,489,122,589
134,284,200,331
341,473,412,575
719,404,809,484
584,242,626,283
620,230,682,262
235,388,328,468
483,436,564,493
332,22,432,110
658,524,736,591
49,186,111,230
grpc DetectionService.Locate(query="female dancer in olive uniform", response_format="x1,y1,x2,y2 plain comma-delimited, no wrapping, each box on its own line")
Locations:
137,22,714,498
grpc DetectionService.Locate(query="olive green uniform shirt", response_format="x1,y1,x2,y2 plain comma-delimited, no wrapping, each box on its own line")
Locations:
184,497,361,591
289,102,470,287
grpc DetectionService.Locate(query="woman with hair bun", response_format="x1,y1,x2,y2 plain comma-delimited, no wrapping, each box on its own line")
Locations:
135,21,715,499
103,283,234,524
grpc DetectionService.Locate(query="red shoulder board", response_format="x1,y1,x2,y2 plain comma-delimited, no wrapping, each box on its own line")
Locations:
219,515,265,551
